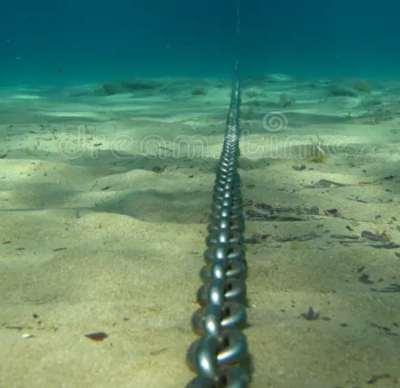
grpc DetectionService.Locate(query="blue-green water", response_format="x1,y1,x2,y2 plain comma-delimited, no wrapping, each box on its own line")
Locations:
0,0,399,87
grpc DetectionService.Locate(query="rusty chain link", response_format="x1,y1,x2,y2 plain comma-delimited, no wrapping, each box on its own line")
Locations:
185,53,250,387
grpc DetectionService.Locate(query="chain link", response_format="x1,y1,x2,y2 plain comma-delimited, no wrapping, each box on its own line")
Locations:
185,60,250,388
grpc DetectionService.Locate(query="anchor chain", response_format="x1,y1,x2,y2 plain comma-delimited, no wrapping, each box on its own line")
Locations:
185,61,250,388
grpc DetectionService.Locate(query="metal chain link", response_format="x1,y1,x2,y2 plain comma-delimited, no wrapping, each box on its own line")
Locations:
185,59,250,388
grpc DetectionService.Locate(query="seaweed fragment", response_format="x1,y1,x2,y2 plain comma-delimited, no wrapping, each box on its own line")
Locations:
300,307,319,321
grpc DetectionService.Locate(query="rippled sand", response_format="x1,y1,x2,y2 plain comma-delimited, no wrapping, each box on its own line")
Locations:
1,75,400,388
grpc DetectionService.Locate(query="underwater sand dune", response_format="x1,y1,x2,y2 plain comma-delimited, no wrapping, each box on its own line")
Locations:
1,75,400,387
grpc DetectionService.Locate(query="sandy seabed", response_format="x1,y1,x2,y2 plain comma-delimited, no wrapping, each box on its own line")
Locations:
0,74,400,388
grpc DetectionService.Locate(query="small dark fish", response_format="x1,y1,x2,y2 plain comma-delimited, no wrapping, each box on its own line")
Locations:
84,332,108,342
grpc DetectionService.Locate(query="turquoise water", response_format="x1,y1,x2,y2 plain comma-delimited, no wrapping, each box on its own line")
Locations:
0,0,398,87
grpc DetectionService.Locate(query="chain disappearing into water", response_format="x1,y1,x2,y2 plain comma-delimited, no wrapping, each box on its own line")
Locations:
185,58,250,388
